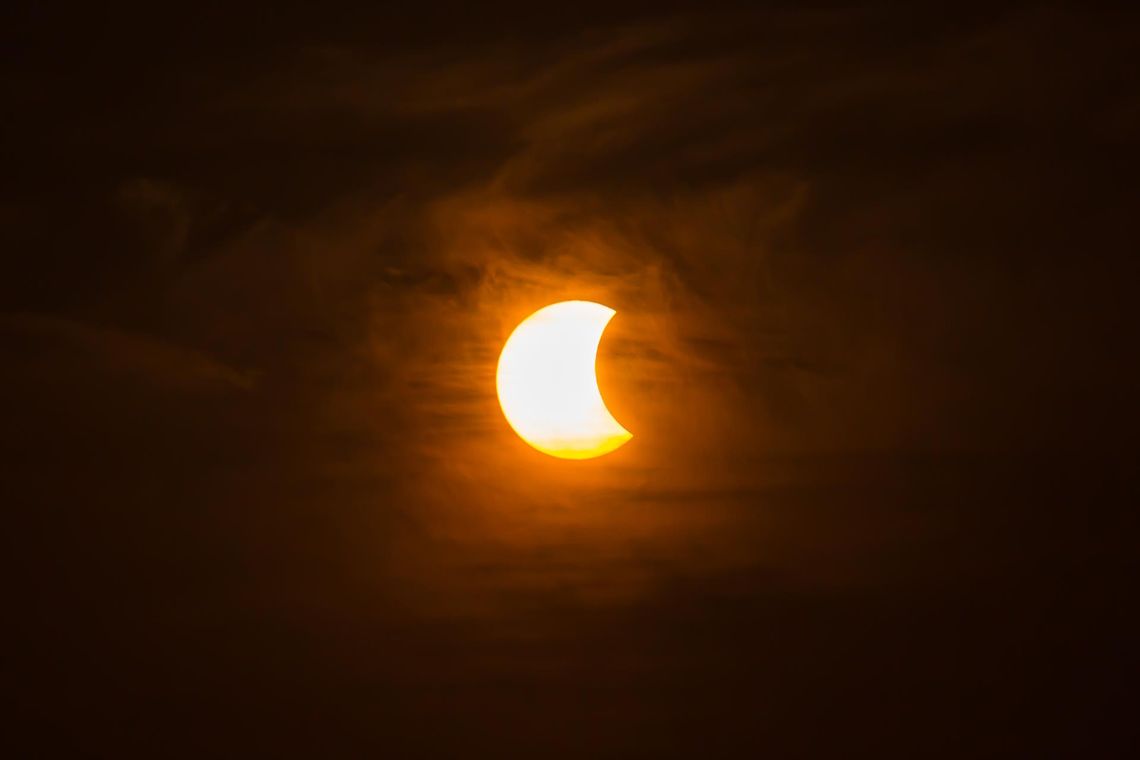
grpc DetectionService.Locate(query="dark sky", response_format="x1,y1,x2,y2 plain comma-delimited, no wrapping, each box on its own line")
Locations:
3,2,1137,756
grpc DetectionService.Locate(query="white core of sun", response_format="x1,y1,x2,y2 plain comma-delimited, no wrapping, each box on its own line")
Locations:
496,300,631,460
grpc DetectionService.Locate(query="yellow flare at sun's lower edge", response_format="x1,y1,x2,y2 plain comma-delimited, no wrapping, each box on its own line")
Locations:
527,431,632,460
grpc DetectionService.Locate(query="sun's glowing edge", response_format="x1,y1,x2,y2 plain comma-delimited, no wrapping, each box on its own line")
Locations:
527,430,632,460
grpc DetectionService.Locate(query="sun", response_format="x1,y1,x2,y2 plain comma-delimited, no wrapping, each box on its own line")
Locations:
496,300,632,460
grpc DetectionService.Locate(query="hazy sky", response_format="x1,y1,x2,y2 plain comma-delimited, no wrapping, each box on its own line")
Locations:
4,3,1136,756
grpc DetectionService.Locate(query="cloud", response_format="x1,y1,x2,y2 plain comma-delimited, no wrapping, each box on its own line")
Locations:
25,5,1114,611
2,312,256,392
4,6,1134,753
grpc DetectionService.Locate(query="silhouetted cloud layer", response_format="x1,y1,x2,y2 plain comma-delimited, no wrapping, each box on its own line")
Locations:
3,4,1135,756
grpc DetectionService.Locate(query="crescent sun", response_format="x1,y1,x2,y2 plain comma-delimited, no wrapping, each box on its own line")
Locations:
496,300,632,460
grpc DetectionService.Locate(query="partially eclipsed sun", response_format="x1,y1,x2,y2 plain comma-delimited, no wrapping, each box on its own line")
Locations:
496,300,632,460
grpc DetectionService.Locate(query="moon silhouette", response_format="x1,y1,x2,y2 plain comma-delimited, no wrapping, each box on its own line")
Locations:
496,300,632,460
